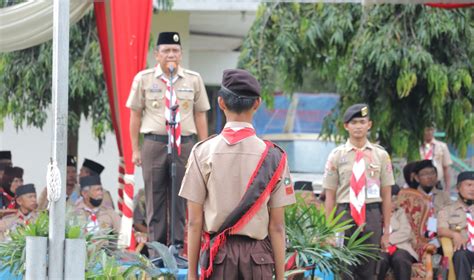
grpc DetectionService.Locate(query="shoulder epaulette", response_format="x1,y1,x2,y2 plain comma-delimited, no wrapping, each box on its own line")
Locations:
373,143,388,151
194,134,218,148
183,69,200,76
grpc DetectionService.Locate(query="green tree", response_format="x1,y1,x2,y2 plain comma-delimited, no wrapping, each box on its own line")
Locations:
0,10,110,155
239,4,473,159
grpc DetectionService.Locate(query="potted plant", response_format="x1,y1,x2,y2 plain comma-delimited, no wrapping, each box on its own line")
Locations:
285,195,379,280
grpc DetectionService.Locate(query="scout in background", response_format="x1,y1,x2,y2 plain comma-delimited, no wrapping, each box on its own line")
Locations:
323,104,395,280
377,185,418,280
437,171,474,280
0,184,38,240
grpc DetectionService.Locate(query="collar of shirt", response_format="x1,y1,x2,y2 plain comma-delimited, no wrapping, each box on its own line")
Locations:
453,199,473,212
154,64,185,79
344,139,374,152
224,121,254,130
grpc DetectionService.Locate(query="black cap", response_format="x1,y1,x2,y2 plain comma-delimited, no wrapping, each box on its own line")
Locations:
3,166,23,180
67,155,77,167
220,69,261,98
0,151,11,161
343,104,369,123
15,184,35,197
457,171,474,185
80,175,101,189
82,159,105,175
403,161,419,188
413,160,437,174
391,184,401,196
156,32,181,46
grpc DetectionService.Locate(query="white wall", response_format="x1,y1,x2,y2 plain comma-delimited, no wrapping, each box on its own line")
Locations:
0,110,144,205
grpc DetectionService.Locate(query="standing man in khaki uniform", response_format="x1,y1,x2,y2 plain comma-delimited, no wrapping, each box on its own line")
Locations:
75,175,121,235
127,32,210,247
377,185,417,280
437,171,474,280
180,69,295,280
323,104,395,280
0,184,38,240
419,123,453,192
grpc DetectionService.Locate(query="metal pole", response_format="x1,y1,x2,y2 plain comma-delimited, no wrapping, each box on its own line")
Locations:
64,238,86,279
25,236,47,280
49,0,69,278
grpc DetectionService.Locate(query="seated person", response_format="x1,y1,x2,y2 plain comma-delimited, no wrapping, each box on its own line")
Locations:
38,155,80,210
413,160,451,245
75,175,120,235
0,166,24,209
79,158,114,210
0,184,38,240
378,185,418,280
133,188,148,255
437,171,474,280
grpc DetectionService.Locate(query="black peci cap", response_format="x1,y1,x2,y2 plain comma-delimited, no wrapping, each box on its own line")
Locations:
15,184,36,197
457,171,474,185
82,159,105,175
80,175,101,189
67,155,77,167
156,32,181,46
0,151,11,161
413,160,437,174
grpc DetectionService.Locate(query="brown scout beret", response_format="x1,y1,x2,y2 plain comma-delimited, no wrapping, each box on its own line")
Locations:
343,103,369,123
220,69,261,98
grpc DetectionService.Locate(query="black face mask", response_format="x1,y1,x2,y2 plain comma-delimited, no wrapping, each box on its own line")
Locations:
89,197,103,207
459,194,474,206
421,186,434,194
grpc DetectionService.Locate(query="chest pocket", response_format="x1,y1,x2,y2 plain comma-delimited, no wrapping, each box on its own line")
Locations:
176,90,194,113
145,88,165,110
448,214,466,230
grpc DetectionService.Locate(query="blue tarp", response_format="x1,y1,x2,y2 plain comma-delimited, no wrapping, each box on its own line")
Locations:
253,93,339,135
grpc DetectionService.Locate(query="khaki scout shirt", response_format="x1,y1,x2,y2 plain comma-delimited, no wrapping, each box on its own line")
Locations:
417,186,452,217
419,139,452,184
438,200,471,241
0,211,38,240
179,122,296,240
390,207,418,261
126,65,211,136
322,140,395,204
74,200,121,234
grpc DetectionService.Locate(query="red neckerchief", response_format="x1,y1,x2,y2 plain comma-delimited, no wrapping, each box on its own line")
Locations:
18,212,31,225
2,190,15,209
423,142,435,160
221,127,256,145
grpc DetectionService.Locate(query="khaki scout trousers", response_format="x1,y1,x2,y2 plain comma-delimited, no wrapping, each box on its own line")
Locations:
205,235,275,280
141,137,195,246
337,203,383,280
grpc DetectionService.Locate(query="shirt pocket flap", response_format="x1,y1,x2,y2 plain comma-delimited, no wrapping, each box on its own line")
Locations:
176,90,194,100
145,88,164,100
251,252,274,265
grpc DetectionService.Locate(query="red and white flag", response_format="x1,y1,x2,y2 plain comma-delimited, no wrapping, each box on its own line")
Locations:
467,212,474,249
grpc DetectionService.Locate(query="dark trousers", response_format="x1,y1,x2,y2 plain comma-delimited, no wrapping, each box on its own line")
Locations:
206,236,274,280
337,203,382,280
377,249,415,280
453,249,474,280
141,137,195,246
